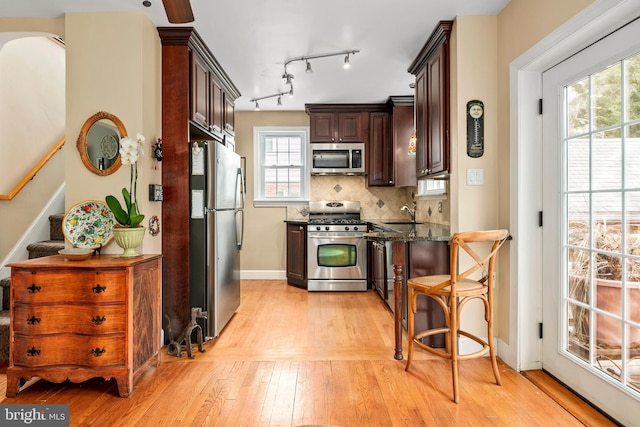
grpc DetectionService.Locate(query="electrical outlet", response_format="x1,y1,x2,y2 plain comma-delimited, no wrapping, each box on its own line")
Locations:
437,202,443,213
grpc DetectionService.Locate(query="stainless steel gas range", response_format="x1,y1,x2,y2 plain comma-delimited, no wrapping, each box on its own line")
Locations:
307,201,367,291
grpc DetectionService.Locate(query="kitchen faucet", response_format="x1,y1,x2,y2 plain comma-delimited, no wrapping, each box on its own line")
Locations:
401,202,417,222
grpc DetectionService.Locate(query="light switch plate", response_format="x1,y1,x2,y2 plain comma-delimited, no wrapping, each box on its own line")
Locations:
467,168,484,185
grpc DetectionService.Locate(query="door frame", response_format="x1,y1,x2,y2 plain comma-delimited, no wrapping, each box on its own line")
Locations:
509,0,640,372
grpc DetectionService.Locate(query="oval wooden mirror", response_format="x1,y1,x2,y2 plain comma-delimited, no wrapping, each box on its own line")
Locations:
76,111,127,176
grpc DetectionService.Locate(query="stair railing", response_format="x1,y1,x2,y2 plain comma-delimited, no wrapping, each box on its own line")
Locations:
0,136,65,201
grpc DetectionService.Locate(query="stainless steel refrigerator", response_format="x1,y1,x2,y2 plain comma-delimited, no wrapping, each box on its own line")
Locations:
189,141,244,339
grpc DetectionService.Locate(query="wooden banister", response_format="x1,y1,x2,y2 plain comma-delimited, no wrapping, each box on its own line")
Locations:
0,136,66,201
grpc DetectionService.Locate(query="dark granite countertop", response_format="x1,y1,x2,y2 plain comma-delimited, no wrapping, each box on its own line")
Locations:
363,221,451,243
284,219,451,242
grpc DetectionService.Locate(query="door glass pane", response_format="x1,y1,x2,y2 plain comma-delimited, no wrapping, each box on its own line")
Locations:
625,55,640,122
564,52,640,396
593,63,621,132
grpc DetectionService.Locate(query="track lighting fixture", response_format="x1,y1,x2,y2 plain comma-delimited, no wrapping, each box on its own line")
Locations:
249,89,290,110
344,54,351,69
249,49,359,108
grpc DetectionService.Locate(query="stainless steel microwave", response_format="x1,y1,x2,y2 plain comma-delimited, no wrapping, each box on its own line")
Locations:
310,142,365,175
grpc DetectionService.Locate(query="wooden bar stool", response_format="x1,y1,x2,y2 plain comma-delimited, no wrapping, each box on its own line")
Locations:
404,229,510,403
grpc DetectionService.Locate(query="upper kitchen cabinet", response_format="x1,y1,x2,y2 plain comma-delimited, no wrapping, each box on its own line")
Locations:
187,31,239,142
408,21,452,178
367,97,417,187
306,105,368,143
158,27,240,337
388,96,417,187
367,111,392,186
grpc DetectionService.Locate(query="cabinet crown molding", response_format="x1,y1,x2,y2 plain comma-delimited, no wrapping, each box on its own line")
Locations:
407,20,453,75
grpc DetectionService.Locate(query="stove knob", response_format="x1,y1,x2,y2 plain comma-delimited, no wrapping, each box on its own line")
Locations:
325,226,330,231
344,226,350,231
316,226,321,231
354,226,359,231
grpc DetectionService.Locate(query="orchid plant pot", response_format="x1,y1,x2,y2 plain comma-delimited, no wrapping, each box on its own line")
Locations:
112,226,146,257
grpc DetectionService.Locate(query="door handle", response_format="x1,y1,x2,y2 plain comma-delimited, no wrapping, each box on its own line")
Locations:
236,209,245,250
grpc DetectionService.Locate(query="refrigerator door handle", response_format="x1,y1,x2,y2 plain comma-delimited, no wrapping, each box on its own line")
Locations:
236,167,245,210
236,209,245,250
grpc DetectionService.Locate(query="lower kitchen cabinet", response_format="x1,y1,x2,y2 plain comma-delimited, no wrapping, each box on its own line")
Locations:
286,223,307,288
408,241,449,348
6,254,162,398
368,236,449,348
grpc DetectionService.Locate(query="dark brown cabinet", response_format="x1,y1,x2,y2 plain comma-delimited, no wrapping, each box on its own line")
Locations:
188,38,236,141
159,27,240,336
190,53,209,128
407,241,449,348
388,96,417,187
210,77,224,134
286,223,307,288
367,112,392,186
408,21,452,178
308,110,366,143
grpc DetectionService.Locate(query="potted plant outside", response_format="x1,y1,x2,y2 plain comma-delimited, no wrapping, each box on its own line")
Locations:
569,221,640,350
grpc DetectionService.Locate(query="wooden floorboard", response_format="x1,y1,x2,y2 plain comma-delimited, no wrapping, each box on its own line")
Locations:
0,280,619,426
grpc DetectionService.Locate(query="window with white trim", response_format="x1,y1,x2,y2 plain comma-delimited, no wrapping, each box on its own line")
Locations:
253,127,309,206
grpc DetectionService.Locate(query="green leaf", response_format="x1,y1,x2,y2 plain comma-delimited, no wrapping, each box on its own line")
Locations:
129,203,145,228
122,188,132,211
105,195,129,225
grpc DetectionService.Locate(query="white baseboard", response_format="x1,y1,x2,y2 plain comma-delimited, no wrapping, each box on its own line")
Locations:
240,270,287,280
456,336,513,370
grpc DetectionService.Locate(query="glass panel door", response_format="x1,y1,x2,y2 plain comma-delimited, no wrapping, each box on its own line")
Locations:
542,18,640,422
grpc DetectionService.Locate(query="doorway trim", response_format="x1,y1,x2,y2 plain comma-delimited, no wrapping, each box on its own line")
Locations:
509,0,640,371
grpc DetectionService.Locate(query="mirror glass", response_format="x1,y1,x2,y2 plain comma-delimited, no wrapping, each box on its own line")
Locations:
76,111,127,176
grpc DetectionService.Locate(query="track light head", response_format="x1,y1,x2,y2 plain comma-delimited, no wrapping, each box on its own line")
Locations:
343,54,351,69
277,95,282,106
288,85,294,99
254,101,260,111
282,72,294,86
305,60,312,73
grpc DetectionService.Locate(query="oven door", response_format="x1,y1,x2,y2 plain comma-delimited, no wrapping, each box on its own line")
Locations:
307,232,367,290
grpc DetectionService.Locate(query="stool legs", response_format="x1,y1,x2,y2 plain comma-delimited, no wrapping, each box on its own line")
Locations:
405,288,415,371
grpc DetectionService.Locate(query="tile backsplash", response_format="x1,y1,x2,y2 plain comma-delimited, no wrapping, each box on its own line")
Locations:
286,175,450,225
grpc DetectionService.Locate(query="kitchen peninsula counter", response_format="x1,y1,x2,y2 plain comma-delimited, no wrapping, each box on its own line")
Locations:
364,222,452,361
364,221,451,242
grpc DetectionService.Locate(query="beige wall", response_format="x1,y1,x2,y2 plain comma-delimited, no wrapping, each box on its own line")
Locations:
0,20,66,261
235,111,309,273
449,16,500,337
65,11,162,255
493,0,594,342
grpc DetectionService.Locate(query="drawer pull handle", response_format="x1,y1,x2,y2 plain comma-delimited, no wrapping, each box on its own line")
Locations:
91,347,106,357
27,347,41,357
27,316,41,325
92,284,107,293
91,316,107,325
27,284,41,293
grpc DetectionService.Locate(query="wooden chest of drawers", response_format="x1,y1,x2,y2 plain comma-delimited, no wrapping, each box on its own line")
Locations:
5,254,162,397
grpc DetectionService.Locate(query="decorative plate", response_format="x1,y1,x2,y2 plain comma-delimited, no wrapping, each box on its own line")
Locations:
62,200,116,249
100,134,119,159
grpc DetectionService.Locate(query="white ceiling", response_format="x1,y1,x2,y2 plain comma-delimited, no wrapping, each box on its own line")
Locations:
1,0,510,111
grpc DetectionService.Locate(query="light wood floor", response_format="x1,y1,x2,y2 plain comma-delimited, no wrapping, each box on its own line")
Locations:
0,280,617,426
